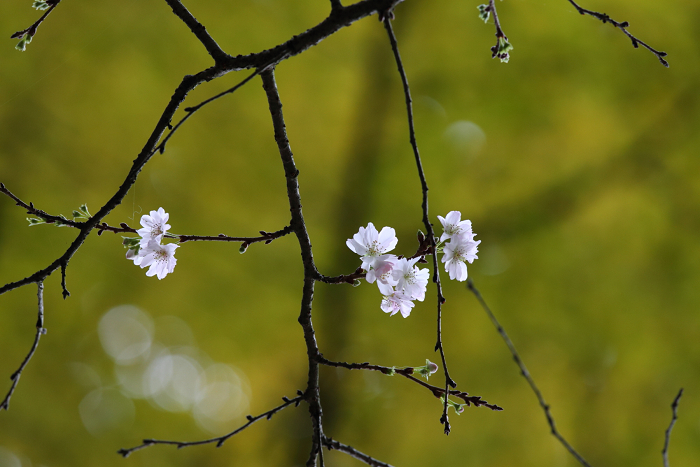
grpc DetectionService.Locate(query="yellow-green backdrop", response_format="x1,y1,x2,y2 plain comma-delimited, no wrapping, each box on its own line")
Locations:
1,0,699,466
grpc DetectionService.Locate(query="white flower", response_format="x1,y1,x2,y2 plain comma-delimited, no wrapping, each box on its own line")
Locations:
392,257,429,301
442,233,480,281
366,254,399,288
346,223,398,270
126,248,143,265
137,207,171,248
437,211,473,243
138,239,178,280
380,291,415,318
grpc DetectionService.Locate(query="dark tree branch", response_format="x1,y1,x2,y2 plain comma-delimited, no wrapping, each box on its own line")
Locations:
323,436,395,467
318,357,503,410
566,0,669,67
467,279,592,467
383,16,456,435
662,388,683,467
117,394,304,457
163,0,228,64
1,282,46,411
261,67,325,467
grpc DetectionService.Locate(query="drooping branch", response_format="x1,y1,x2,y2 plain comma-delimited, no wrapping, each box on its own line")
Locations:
662,388,683,467
467,279,592,467
1,282,46,411
565,0,668,66
382,16,457,436
117,394,304,457
318,357,503,410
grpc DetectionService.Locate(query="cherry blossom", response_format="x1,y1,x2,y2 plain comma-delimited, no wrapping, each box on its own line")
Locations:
137,207,171,248
380,291,415,318
437,211,473,243
442,233,480,281
392,257,429,301
366,254,398,289
138,239,179,280
346,222,398,270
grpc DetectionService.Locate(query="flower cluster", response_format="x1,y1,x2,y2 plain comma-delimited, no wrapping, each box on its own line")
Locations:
124,208,178,280
437,211,480,282
346,211,480,317
346,223,428,318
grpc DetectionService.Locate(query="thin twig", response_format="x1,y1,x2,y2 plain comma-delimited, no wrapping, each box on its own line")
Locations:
10,0,62,43
662,388,683,467
117,394,304,457
323,436,395,467
1,282,46,412
318,357,503,410
156,66,272,156
383,16,456,435
467,278,591,467
566,0,668,67
0,183,83,229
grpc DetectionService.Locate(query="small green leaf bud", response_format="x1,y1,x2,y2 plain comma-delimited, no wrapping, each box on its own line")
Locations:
27,217,45,226
477,4,490,23
415,359,439,380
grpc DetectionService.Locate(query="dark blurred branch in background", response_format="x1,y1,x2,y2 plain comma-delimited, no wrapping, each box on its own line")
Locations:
467,278,592,467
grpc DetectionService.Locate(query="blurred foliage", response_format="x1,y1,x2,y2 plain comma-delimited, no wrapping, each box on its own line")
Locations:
1,0,699,466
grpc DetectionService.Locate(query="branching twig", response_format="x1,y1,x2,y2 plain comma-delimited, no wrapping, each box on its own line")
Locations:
1,282,46,411
323,436,395,467
566,0,668,67
662,388,683,467
318,357,503,410
10,0,62,50
117,394,304,457
156,66,274,156
383,16,457,435
467,278,592,467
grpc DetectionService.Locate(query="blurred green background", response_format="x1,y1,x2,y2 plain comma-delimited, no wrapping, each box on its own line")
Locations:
1,0,699,466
